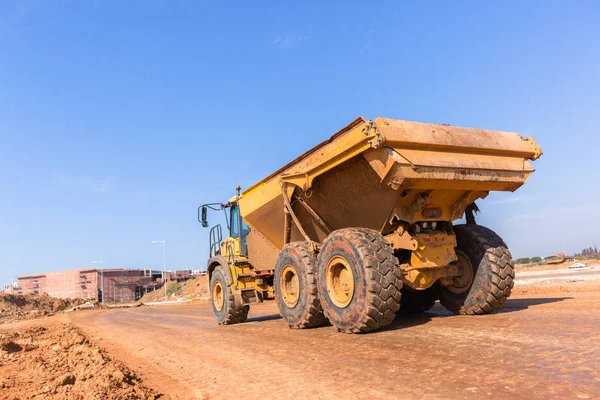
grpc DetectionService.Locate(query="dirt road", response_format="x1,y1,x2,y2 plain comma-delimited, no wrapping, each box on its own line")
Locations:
516,266,600,286
69,292,600,400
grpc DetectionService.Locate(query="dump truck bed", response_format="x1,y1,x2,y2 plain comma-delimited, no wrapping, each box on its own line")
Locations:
238,117,541,271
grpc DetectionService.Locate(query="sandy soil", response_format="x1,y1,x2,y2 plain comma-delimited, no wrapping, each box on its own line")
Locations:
513,280,600,295
514,265,600,291
63,287,600,400
515,259,599,273
0,293,88,324
138,277,209,304
0,322,159,399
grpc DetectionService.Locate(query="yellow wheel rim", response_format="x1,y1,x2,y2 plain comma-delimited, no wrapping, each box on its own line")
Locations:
447,250,474,294
326,256,355,308
280,265,300,308
213,281,225,311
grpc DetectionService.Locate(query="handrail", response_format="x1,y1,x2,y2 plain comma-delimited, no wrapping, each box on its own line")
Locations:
209,225,223,257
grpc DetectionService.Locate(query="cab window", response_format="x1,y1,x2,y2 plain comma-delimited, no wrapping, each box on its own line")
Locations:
230,205,250,239
230,206,240,238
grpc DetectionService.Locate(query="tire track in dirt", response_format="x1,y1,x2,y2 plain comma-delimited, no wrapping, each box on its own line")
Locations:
69,293,600,400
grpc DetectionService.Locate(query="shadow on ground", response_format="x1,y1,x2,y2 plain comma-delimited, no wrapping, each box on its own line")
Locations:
245,297,571,330
384,313,439,331
494,296,570,313
247,313,282,323
377,297,572,333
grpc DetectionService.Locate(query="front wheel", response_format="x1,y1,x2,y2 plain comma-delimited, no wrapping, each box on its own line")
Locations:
210,267,249,324
439,225,515,315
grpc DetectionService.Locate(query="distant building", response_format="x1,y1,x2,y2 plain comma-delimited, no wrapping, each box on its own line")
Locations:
12,268,163,302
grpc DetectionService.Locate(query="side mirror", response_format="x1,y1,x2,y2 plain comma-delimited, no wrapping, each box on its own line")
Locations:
201,206,208,228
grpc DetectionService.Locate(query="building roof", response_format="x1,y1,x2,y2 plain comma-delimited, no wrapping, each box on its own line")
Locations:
18,267,128,279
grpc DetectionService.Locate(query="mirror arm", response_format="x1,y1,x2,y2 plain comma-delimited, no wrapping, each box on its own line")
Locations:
198,202,225,227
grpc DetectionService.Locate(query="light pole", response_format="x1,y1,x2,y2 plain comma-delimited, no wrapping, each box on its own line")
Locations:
92,260,104,304
151,240,167,301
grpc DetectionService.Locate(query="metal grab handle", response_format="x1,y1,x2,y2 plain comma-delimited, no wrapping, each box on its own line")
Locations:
209,225,223,257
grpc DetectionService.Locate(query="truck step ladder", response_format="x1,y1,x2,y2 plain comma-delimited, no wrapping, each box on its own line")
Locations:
240,288,260,305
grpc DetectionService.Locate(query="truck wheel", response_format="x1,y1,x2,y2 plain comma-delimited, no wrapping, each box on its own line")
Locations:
210,267,249,324
439,225,515,315
398,287,438,315
274,242,328,328
317,228,402,333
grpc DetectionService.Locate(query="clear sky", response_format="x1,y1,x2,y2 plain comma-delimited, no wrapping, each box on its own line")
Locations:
1,1,599,285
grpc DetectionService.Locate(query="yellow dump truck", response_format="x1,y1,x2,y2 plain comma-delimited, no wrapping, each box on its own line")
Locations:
198,117,542,333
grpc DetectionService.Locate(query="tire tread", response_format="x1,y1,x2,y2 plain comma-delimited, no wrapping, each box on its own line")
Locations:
276,242,328,329
211,267,249,325
439,225,515,315
320,228,403,333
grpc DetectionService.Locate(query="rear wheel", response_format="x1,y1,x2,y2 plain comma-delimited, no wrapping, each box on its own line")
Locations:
210,267,249,324
317,228,403,333
274,242,328,328
439,225,515,315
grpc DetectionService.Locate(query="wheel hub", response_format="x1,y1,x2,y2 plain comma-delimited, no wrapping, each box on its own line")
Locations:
213,281,225,311
280,265,300,308
326,256,355,308
446,249,474,294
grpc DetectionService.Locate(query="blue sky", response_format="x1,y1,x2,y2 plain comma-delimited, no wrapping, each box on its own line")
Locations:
1,1,599,285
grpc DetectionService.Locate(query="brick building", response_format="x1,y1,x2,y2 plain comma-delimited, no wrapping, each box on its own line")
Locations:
14,268,163,302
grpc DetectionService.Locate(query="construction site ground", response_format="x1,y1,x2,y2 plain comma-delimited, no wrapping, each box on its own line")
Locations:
2,270,599,399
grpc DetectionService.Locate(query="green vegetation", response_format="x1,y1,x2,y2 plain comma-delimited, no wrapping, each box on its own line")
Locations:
514,256,543,265
167,282,182,297
515,257,531,264
574,245,598,257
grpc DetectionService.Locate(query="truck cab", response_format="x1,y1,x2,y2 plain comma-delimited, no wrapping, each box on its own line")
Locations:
199,188,274,324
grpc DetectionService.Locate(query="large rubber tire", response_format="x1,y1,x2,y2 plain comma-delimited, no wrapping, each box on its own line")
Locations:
439,225,515,315
399,287,438,315
210,267,249,325
274,242,328,329
317,228,403,333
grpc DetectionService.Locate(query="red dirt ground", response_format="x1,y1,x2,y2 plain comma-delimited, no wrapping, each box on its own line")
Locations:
0,323,160,399
1,279,599,399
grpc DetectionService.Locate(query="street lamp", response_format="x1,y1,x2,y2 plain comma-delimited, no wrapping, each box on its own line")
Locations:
151,240,167,301
92,260,104,304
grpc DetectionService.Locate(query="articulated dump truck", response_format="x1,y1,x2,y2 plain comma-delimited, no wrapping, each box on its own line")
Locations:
198,117,542,333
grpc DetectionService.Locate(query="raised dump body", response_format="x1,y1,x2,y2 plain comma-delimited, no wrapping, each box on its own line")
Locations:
200,116,541,333
239,117,540,271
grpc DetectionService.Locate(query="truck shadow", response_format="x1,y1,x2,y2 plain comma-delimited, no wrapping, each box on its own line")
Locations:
246,314,282,323
382,297,571,332
492,296,570,313
244,297,570,329
385,313,441,331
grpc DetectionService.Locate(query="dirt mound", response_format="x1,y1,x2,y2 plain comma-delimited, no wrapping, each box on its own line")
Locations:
181,275,210,300
0,293,88,324
138,275,209,303
137,285,169,303
0,323,161,399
